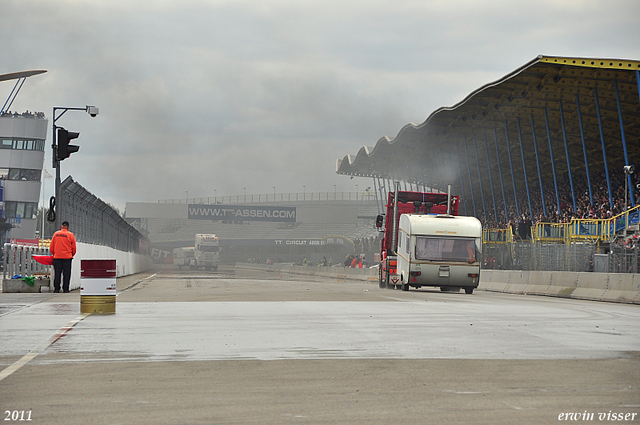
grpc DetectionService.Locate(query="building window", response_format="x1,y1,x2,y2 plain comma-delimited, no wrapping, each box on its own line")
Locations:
3,201,38,220
0,138,45,151
5,168,42,181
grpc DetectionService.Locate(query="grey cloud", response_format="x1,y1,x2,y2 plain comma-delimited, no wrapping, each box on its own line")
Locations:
2,0,639,211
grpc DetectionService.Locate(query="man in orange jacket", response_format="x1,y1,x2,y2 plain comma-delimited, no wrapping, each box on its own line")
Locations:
50,221,77,293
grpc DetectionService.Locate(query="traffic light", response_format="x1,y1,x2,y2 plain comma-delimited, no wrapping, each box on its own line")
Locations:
56,128,80,161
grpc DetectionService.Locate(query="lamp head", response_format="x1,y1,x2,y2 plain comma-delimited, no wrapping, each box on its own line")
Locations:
86,106,99,117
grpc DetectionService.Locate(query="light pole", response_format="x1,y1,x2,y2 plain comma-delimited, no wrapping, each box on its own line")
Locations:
273,186,276,200
303,185,306,200
51,105,98,230
243,187,246,202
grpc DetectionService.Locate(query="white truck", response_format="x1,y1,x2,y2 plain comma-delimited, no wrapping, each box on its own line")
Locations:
194,234,220,271
396,214,482,294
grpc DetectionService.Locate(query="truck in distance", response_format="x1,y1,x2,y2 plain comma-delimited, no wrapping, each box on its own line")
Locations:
173,234,220,271
194,234,220,271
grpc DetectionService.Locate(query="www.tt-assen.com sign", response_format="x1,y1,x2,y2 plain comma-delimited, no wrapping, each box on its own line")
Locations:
188,204,296,222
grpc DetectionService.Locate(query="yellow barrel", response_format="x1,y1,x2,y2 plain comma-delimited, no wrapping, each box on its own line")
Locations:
80,295,116,314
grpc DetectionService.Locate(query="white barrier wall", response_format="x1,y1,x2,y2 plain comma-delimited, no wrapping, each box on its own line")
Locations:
67,243,152,291
478,270,640,304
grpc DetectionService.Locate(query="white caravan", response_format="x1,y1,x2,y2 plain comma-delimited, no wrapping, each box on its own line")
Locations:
396,214,482,294
173,247,196,269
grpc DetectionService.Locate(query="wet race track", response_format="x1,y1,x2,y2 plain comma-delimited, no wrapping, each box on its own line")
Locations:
1,265,639,424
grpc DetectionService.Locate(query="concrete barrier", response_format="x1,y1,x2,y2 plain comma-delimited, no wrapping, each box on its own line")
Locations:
2,242,152,293
237,263,640,304
480,270,640,304
2,277,50,293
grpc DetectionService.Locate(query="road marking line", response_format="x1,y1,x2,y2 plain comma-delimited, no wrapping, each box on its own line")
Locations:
0,313,90,382
117,272,158,295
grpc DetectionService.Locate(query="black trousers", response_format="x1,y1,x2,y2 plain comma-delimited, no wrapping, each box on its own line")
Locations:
53,258,73,292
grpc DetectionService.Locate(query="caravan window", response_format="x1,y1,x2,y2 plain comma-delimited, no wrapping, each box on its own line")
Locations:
415,236,476,262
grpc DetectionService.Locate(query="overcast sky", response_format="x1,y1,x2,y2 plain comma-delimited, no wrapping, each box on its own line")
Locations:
2,0,639,212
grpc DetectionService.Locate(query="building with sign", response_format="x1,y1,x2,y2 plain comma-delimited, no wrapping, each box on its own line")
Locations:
0,70,48,242
126,198,380,265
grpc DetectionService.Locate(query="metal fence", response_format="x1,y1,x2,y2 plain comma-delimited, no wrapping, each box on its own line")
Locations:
483,242,597,272
608,245,640,274
482,240,640,274
59,176,148,253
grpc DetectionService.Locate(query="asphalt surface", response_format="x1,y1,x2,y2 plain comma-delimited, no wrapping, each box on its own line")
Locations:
1,265,639,424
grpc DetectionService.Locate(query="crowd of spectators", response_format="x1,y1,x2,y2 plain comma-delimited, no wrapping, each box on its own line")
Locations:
476,170,640,231
1,110,45,119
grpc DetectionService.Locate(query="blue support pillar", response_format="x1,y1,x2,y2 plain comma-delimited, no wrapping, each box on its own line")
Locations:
463,137,477,217
504,121,520,217
544,107,562,213
494,127,509,222
484,134,498,222
530,114,546,217
454,145,468,216
593,87,613,209
474,136,487,222
559,99,578,213
517,118,533,220
576,94,593,205
615,79,635,206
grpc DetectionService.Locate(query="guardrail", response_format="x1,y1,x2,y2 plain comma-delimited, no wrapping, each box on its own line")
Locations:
3,243,51,279
531,223,567,243
482,228,512,243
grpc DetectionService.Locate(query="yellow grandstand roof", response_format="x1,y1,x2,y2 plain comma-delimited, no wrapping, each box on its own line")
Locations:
337,55,640,193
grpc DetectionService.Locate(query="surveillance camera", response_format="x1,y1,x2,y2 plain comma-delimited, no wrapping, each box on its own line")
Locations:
624,165,635,175
86,106,99,117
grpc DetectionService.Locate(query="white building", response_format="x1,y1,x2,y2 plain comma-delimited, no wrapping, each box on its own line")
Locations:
0,70,48,241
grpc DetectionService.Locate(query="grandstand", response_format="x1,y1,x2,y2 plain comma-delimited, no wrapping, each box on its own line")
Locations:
337,55,640,273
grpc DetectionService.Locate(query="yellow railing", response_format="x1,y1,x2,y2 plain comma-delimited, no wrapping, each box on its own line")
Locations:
531,223,568,243
605,204,640,240
483,228,512,243
506,204,640,245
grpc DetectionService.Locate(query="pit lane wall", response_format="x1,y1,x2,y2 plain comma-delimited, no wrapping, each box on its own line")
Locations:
480,270,640,304
3,242,152,293
235,264,640,304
